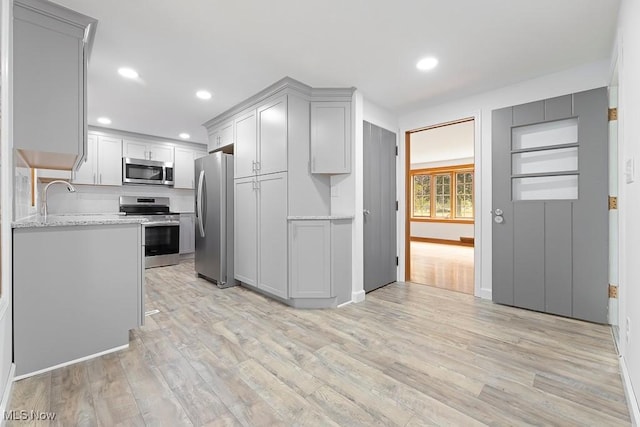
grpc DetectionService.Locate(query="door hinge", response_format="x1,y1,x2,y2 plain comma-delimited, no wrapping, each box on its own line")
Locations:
396,256,399,266
609,196,618,210
609,284,618,299
395,146,398,156
396,201,399,211
609,108,618,121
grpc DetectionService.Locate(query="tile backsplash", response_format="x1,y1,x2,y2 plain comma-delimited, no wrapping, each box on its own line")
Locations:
39,183,195,214
14,153,37,220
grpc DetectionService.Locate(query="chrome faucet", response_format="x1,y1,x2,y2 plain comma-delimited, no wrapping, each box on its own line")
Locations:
41,180,77,218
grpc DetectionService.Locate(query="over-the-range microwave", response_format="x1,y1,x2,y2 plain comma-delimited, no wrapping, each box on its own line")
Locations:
122,157,174,186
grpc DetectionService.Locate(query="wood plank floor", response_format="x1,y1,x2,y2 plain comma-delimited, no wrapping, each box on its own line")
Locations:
6,260,631,426
410,241,474,295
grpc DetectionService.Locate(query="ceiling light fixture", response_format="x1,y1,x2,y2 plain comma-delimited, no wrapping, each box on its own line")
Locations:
416,57,438,72
179,133,191,139
196,90,212,100
97,117,112,125
118,67,139,79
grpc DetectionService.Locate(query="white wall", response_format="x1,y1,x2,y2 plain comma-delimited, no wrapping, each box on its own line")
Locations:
615,0,640,420
398,59,610,300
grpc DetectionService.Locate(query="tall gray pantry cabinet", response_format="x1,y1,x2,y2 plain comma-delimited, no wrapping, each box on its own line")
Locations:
204,78,354,308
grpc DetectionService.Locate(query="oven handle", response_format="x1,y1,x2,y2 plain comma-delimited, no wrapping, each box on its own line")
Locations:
144,221,179,227
197,170,205,238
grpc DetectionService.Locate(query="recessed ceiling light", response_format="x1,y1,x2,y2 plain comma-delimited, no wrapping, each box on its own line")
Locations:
118,67,139,79
196,90,212,100
97,117,112,125
179,133,190,139
416,57,438,71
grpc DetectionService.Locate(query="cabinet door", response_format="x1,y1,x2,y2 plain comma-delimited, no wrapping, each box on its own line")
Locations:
73,134,97,185
258,172,288,298
174,148,195,189
234,177,258,287
310,101,351,174
289,220,331,298
96,136,122,186
257,95,287,175
219,121,234,147
234,110,257,179
13,3,88,169
123,140,147,159
179,214,195,254
148,144,174,163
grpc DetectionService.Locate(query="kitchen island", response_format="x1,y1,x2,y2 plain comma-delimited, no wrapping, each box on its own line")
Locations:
12,214,146,378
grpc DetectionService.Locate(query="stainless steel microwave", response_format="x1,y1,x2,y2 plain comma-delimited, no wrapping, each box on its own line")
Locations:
122,158,174,186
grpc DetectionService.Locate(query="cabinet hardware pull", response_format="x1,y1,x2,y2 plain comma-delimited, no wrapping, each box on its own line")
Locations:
93,173,96,184
99,173,102,184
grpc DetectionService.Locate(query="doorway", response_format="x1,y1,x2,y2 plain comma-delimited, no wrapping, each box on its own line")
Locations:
405,118,475,295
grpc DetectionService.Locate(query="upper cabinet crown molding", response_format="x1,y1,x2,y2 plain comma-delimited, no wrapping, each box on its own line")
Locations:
202,76,356,131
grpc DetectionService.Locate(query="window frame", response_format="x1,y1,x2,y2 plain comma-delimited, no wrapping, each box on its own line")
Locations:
410,164,474,223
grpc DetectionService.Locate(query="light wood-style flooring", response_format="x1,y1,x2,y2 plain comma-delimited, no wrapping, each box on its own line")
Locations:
410,241,475,294
7,260,631,426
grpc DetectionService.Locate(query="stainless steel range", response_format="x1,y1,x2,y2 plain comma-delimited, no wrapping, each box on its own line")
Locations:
119,196,180,268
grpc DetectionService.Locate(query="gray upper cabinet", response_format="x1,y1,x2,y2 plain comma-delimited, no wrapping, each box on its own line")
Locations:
310,101,351,174
257,95,288,176
13,0,97,171
208,120,234,152
234,109,257,179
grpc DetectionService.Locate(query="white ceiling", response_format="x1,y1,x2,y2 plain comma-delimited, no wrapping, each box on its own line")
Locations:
410,120,475,165
50,0,620,145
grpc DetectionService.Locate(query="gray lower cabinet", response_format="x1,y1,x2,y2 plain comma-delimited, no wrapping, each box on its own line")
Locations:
13,0,96,170
288,218,353,307
289,221,331,298
234,173,288,299
13,224,144,377
179,213,196,254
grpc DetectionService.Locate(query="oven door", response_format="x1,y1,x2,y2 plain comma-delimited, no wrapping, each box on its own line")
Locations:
144,222,179,257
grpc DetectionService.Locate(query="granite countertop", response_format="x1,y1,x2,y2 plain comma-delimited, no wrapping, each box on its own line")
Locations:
287,215,355,220
12,213,148,229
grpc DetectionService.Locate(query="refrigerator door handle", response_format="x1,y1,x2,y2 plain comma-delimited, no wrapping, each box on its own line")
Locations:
197,170,206,238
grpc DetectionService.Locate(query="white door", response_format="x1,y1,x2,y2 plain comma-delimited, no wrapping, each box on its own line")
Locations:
258,172,288,298
97,136,122,186
174,148,195,189
123,140,147,159
235,110,257,179
234,177,258,287
258,95,287,176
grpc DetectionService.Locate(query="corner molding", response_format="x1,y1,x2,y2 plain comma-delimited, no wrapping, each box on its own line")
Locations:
352,289,365,303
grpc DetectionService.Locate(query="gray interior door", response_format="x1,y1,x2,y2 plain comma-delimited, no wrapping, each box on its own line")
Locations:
364,121,397,292
492,87,608,323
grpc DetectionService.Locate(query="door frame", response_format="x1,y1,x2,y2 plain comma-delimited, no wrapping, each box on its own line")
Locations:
404,115,482,297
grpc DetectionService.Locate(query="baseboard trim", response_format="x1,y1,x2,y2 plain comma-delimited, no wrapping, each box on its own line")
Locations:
620,355,640,426
479,288,492,300
0,363,15,422
337,300,352,308
13,344,129,381
352,290,365,303
410,236,474,247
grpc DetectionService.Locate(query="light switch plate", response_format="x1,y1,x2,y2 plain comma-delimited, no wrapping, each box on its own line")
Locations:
625,158,635,184
331,186,339,197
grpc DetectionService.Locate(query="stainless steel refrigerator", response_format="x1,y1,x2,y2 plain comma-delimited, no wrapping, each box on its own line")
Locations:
194,152,235,288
